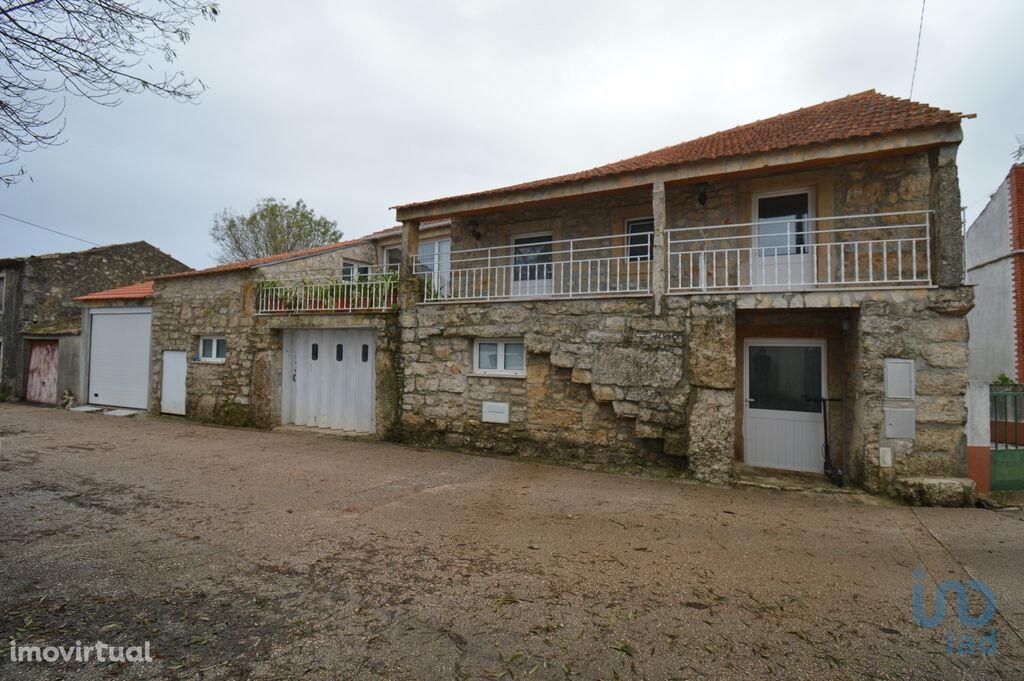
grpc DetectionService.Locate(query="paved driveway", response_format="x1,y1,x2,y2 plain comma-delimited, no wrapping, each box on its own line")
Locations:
0,404,1021,680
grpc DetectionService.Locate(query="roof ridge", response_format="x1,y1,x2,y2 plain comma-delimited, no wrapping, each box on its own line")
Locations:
155,237,365,280
594,90,883,172
396,90,968,213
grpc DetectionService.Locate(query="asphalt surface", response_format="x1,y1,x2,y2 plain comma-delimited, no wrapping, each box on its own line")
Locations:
0,403,1021,680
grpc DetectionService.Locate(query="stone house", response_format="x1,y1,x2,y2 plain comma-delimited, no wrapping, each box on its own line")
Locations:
76,239,397,424
393,90,974,495
0,241,188,403
75,90,977,500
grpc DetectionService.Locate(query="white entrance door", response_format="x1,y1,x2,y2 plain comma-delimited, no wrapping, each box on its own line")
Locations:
284,329,375,432
88,308,152,409
161,351,187,415
744,339,826,473
510,233,553,296
751,191,815,289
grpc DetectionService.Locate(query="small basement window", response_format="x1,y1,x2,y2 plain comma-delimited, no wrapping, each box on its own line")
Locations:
474,339,526,377
199,336,228,363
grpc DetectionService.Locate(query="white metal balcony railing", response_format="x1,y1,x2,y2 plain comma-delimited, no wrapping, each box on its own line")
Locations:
414,232,654,302
667,210,931,293
255,211,933,310
256,266,399,314
414,210,932,303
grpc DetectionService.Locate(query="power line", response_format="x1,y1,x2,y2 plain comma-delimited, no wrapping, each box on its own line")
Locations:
0,211,102,248
909,0,926,99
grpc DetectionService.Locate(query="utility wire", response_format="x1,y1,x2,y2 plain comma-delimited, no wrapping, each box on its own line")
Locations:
0,211,102,247
909,0,926,99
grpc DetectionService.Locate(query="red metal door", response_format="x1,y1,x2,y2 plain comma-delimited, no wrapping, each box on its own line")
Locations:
26,340,59,404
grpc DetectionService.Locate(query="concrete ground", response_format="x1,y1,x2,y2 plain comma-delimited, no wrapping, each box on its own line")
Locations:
0,403,1021,680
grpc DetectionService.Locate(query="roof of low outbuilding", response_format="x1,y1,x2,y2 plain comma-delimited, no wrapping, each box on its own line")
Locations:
155,239,363,280
395,90,972,213
74,280,155,302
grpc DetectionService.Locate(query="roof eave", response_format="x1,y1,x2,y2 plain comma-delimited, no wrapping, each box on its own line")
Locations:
395,124,964,222
249,243,351,270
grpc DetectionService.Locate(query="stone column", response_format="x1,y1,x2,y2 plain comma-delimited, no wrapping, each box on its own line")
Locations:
399,219,421,309
928,143,965,287
651,180,667,314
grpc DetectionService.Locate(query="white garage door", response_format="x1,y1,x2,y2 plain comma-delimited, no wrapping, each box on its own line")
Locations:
88,309,152,409
282,329,375,432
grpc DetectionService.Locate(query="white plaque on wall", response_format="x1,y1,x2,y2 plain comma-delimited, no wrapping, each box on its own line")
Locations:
481,401,510,424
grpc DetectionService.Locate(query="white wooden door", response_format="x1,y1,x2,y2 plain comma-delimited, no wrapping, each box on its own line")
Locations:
284,329,375,432
160,351,187,415
751,191,815,289
744,339,826,473
510,234,554,296
89,309,152,409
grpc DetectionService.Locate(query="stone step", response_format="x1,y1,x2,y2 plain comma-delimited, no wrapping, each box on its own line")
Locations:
892,476,976,507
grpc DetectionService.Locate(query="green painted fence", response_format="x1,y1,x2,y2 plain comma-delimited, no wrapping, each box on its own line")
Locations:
989,388,1024,491
991,448,1024,491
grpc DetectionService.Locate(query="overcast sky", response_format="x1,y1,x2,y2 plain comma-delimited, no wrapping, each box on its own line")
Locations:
2,0,1022,268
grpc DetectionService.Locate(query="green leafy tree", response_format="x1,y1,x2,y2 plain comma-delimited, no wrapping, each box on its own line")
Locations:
210,198,342,263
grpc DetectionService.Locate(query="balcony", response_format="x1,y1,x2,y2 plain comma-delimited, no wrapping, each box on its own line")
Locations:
256,269,398,314
667,210,931,293
416,210,932,304
414,232,653,302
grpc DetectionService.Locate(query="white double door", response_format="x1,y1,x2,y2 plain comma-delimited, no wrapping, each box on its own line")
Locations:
283,329,375,432
744,339,826,473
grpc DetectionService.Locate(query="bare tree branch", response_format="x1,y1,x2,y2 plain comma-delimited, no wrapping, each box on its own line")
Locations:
0,0,218,186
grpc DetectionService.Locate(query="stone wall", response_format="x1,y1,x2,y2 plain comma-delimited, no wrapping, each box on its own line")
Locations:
150,272,257,426
1,241,188,400
259,241,379,278
149,271,400,435
399,285,971,490
451,188,652,253
398,296,737,482
848,287,972,492
21,241,189,334
0,264,24,398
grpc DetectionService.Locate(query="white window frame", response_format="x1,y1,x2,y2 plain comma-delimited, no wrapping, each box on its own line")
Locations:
752,188,816,255
198,336,228,364
341,263,370,281
417,238,452,295
473,338,526,377
625,217,654,261
383,246,402,271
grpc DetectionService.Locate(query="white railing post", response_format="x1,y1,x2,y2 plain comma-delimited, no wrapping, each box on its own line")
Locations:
925,211,933,284
568,240,574,297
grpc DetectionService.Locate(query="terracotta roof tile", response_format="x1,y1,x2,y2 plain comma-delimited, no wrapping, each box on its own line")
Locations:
155,239,362,280
397,90,971,212
74,280,155,301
